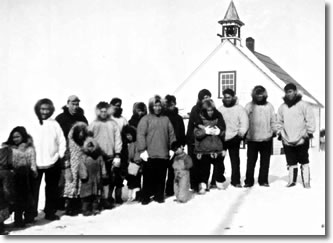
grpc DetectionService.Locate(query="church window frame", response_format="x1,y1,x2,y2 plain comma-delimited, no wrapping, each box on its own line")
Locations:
218,71,236,98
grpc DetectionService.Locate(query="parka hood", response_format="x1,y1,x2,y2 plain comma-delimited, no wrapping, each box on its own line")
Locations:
251,86,268,105
283,93,302,108
148,95,165,115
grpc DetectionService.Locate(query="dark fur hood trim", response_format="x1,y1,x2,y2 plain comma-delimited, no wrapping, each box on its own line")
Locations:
132,102,147,115
251,87,268,105
222,96,238,108
283,93,302,108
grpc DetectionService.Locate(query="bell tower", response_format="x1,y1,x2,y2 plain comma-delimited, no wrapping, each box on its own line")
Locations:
217,0,244,46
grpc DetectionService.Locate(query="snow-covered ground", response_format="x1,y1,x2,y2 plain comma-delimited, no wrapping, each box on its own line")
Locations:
5,147,325,236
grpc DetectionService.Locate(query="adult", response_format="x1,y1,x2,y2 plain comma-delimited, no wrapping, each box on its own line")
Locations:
218,89,248,188
89,102,122,208
3,126,37,227
55,95,88,139
186,89,212,192
30,98,66,220
277,83,315,188
193,99,226,193
55,95,88,211
63,122,90,216
137,95,176,205
244,85,277,187
128,102,147,128
109,97,128,132
163,95,186,196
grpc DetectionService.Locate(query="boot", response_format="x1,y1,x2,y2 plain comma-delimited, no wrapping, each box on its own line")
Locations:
115,188,123,204
286,165,298,187
198,183,207,194
101,198,113,210
301,164,311,188
132,188,141,201
216,181,225,190
127,189,134,202
92,198,101,215
14,211,25,228
0,223,9,235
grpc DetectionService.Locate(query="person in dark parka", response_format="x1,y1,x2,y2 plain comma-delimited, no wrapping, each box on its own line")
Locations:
55,95,88,210
186,89,212,192
128,102,148,128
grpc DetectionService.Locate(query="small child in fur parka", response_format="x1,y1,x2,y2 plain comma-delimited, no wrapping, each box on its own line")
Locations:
172,145,193,203
78,137,107,216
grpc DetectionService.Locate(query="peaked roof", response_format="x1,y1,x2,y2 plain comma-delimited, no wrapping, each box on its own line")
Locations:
174,40,323,109
253,51,324,107
219,0,244,26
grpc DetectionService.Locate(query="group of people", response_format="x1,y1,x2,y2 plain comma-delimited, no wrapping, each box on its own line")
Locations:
0,82,315,234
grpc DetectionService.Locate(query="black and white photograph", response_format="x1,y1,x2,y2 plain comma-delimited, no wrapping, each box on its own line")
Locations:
0,0,326,237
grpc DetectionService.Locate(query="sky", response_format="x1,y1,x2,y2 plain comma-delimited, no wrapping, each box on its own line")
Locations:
0,0,325,139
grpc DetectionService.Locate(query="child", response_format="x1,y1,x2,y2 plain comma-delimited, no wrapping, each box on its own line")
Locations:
79,137,107,216
172,144,193,203
123,125,142,202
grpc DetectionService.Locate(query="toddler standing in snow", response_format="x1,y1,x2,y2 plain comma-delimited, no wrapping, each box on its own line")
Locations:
79,137,107,216
122,125,142,202
172,144,193,203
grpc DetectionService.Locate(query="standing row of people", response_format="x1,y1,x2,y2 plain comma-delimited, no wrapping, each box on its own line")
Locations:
0,82,315,234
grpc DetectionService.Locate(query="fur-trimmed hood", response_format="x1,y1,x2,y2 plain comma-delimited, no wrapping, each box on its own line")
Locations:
68,122,90,146
95,107,111,121
132,102,147,116
222,96,238,108
283,93,302,108
122,125,137,143
148,95,165,115
251,86,268,105
82,136,101,159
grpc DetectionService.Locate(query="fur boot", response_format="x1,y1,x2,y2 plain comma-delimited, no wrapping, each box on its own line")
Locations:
286,165,298,187
301,164,311,188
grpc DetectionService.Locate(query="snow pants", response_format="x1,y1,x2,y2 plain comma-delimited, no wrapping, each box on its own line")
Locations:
245,140,272,186
142,158,168,202
32,161,61,217
222,136,242,186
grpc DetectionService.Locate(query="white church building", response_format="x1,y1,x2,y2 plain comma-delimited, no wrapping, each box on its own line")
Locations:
173,0,323,153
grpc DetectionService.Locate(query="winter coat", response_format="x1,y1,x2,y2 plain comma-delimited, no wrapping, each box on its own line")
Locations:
277,94,316,146
193,109,226,154
55,106,88,139
186,103,202,148
111,115,128,132
0,146,14,223
128,102,148,128
165,108,186,147
218,97,249,141
137,96,176,160
89,118,122,158
29,118,66,169
11,143,36,213
63,122,87,198
11,140,37,176
172,152,193,171
78,138,107,198
245,101,277,142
